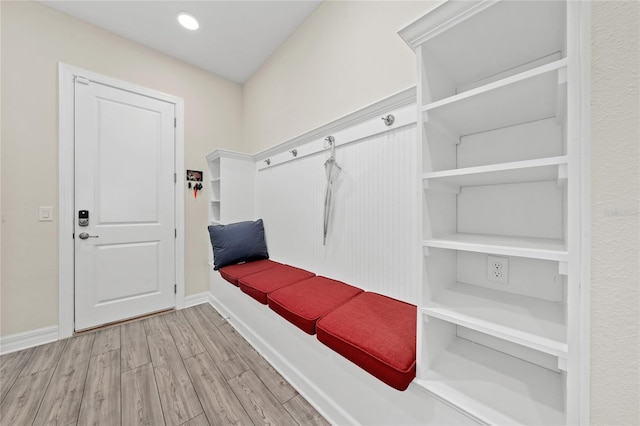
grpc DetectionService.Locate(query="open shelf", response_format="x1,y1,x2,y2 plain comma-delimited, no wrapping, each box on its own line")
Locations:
208,157,221,180
423,233,567,261
423,60,566,137
409,1,566,102
400,0,585,422
423,156,568,188
210,179,221,201
210,201,220,224
424,282,567,357
416,338,565,426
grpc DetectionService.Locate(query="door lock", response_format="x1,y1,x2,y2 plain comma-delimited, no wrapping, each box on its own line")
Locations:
78,232,99,240
78,210,89,226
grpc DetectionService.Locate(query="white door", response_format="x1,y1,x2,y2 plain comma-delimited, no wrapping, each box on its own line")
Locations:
74,78,176,331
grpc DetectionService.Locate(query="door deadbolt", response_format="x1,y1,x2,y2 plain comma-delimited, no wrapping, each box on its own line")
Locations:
78,210,89,227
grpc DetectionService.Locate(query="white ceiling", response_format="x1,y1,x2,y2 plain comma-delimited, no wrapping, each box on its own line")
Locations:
39,1,323,83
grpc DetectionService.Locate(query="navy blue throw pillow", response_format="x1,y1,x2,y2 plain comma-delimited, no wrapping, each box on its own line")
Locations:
208,219,269,270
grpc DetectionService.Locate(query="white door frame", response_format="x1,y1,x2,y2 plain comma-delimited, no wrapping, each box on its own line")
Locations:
58,63,185,338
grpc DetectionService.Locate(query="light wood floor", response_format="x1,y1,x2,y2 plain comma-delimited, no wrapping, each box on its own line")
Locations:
0,304,330,426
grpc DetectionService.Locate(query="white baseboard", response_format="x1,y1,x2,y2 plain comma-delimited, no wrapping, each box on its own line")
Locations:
2,293,208,355
184,291,213,308
0,326,59,355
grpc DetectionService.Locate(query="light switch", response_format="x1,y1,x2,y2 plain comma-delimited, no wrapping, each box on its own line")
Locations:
39,206,53,221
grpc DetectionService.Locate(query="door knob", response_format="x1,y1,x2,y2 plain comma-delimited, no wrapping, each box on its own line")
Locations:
78,232,99,239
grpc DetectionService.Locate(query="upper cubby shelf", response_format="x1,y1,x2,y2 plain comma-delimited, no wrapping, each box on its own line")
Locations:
206,153,221,180
401,1,566,102
423,59,567,138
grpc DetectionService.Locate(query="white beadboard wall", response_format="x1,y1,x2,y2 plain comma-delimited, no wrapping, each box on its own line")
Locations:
256,124,419,305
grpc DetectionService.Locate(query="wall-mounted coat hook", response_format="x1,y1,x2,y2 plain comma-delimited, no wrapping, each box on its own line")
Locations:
191,182,202,199
381,114,395,126
290,149,298,157
325,136,335,145
188,181,203,190
264,159,271,166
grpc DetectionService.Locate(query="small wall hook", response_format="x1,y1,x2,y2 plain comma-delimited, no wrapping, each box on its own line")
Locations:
290,149,298,157
381,114,395,126
324,136,335,145
264,159,271,166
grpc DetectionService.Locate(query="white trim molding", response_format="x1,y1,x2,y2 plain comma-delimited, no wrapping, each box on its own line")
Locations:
0,326,59,356
58,63,185,338
174,100,186,310
253,86,416,164
205,86,418,171
184,291,213,308
574,1,592,423
205,149,253,163
398,1,496,49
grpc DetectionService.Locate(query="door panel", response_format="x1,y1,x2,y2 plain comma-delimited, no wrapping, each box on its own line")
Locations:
75,79,175,331
97,98,161,223
93,242,160,305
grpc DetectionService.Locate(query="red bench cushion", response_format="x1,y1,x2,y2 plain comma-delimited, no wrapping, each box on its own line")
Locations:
238,265,315,304
316,292,416,391
268,277,363,335
219,259,281,286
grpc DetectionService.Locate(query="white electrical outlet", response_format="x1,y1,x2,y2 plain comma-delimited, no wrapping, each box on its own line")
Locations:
487,255,509,284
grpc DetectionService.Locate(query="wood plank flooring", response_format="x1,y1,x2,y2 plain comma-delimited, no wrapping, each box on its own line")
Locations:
0,305,329,426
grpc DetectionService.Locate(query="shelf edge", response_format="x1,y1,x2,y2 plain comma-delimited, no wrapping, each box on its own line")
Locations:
422,306,568,358
422,155,569,180
413,379,518,426
422,58,568,113
422,238,568,262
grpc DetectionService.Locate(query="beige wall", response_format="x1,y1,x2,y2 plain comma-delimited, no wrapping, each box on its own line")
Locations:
590,1,639,425
0,1,243,336
242,0,438,153
243,1,640,424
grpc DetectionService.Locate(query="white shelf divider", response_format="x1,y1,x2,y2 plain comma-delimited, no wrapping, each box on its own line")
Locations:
416,338,566,426
423,155,569,188
424,59,566,112
423,59,567,137
423,233,567,261
399,1,567,101
424,282,567,357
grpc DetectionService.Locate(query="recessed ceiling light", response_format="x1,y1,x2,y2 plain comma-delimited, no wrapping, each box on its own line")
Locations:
177,13,199,31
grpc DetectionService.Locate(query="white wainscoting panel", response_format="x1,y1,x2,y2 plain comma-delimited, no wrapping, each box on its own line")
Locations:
257,157,317,272
256,125,419,304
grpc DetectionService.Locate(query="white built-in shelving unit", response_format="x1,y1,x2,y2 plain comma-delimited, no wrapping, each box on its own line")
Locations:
206,154,221,224
400,1,588,424
205,150,255,227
